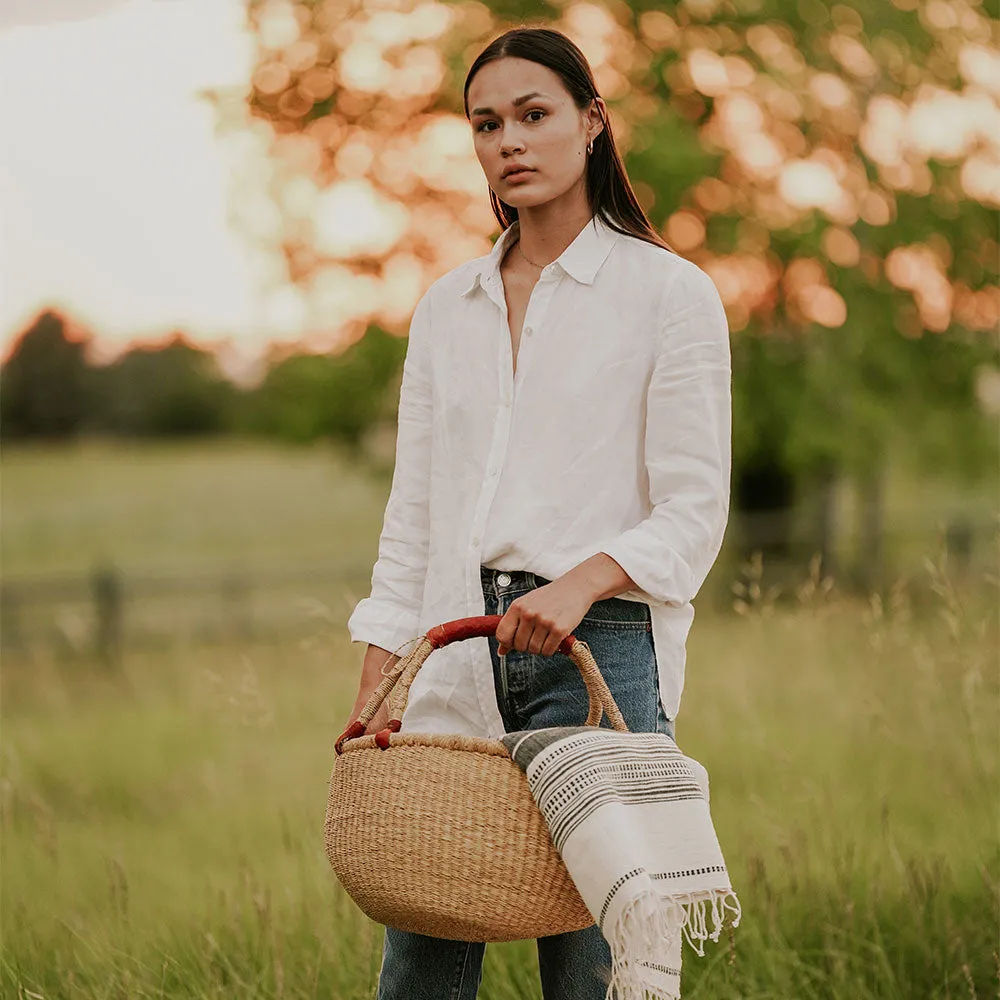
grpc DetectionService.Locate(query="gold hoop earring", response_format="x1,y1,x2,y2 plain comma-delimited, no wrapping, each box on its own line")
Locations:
587,137,594,154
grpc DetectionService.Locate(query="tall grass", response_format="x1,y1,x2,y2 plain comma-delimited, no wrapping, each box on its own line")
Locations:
2,441,997,997
3,553,996,998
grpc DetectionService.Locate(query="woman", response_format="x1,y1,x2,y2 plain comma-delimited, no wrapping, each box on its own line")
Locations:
344,25,732,1000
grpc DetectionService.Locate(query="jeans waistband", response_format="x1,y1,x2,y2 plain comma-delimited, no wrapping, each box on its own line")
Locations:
479,566,551,593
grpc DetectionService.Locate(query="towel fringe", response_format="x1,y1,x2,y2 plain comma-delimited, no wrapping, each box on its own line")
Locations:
605,887,742,1000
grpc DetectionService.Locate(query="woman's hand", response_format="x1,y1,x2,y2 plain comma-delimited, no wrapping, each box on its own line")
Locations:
345,645,399,735
343,690,391,737
495,554,637,657
495,576,594,657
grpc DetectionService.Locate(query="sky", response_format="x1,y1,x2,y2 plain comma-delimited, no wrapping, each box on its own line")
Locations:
0,0,283,376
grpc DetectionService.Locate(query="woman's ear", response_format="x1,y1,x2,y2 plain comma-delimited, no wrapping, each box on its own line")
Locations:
587,96,607,145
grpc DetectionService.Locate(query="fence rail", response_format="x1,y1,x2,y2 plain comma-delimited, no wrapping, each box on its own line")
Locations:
1,512,995,663
1,563,376,663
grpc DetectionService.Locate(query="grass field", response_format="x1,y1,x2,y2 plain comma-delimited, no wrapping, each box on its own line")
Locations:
0,438,387,578
2,440,998,998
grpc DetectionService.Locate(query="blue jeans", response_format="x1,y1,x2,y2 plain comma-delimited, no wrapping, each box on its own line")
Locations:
377,567,676,1000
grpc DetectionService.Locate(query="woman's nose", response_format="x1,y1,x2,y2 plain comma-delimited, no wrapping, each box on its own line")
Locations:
499,127,526,155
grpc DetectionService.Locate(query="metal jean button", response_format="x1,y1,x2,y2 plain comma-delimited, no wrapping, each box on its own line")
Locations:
497,572,512,587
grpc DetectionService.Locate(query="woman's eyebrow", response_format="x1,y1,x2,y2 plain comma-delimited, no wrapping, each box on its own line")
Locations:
470,92,549,116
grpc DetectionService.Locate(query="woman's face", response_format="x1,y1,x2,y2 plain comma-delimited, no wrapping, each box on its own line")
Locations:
466,57,602,211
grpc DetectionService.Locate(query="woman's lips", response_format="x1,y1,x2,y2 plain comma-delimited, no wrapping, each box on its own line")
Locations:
503,169,535,183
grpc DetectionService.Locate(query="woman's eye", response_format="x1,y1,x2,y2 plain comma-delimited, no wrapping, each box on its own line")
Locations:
474,111,543,133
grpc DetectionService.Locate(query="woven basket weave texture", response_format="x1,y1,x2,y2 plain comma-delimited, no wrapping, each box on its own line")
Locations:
325,618,625,942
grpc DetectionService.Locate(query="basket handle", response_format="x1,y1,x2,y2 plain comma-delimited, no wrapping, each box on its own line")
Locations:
335,614,629,753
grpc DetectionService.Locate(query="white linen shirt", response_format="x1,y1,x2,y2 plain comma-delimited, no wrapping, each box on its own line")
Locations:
347,212,732,739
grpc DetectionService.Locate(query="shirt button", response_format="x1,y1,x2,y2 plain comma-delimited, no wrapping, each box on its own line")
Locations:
488,467,498,476
497,573,512,587
524,326,533,337
472,536,480,547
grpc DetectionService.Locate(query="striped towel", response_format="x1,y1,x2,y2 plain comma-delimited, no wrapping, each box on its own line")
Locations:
501,726,741,1000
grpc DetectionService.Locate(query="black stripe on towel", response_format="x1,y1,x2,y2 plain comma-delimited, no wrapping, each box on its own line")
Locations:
502,729,705,849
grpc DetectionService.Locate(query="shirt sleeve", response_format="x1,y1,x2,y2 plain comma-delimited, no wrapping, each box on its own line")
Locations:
347,292,434,651
599,261,732,607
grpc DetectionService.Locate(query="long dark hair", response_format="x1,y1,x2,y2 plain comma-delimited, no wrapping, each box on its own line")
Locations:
463,27,672,252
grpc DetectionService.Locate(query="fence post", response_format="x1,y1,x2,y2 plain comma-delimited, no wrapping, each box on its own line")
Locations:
92,564,123,668
811,464,839,579
856,468,885,593
945,517,974,576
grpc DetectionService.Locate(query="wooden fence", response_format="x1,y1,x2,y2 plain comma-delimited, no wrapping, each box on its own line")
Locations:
1,512,994,663
0,563,375,664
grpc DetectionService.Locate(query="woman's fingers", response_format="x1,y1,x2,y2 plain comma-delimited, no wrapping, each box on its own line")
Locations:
496,608,530,655
501,611,564,655
514,617,539,654
540,632,565,657
497,597,575,656
496,580,590,657
496,604,522,654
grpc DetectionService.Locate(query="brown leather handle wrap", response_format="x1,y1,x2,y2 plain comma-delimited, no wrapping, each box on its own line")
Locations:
425,614,576,655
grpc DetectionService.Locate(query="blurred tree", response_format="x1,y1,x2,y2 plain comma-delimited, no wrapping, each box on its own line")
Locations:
244,325,407,454
232,0,1000,579
91,334,238,437
0,310,92,440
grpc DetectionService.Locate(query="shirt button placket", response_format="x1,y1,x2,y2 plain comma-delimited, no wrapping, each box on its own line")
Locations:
466,279,522,737
467,330,512,583
471,411,510,554
469,280,552,577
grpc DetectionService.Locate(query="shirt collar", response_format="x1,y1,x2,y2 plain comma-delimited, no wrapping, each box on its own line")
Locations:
461,213,620,297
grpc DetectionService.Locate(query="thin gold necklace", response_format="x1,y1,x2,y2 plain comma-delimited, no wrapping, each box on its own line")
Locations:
515,239,546,270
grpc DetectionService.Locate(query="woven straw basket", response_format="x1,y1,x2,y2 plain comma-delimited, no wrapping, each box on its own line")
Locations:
325,614,631,943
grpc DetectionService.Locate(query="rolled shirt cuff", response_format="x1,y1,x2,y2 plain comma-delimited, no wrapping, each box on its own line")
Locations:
599,532,694,609
347,597,422,653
